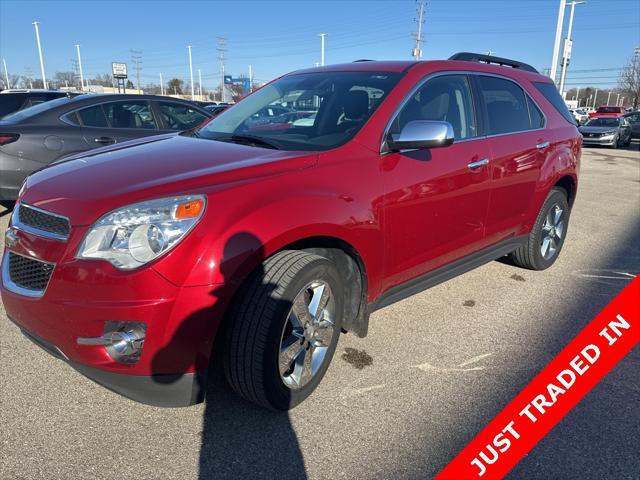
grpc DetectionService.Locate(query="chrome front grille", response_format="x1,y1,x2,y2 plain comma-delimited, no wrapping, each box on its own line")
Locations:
14,203,70,240
2,252,54,297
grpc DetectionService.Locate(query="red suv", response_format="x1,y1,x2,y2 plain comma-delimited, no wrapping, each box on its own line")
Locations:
588,105,626,118
1,53,580,410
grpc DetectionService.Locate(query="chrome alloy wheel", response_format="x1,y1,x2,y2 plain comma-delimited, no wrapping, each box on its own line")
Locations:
540,203,565,260
279,280,336,390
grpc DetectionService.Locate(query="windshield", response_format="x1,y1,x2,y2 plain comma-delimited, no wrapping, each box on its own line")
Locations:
0,96,72,123
585,117,621,127
197,71,402,151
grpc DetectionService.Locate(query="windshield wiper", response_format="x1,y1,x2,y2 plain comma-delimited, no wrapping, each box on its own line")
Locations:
221,134,281,150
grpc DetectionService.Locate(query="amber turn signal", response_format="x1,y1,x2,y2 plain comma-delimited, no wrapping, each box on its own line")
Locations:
175,199,205,219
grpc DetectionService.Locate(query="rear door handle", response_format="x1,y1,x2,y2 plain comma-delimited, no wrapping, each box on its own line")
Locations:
467,158,489,170
94,136,116,145
536,141,550,149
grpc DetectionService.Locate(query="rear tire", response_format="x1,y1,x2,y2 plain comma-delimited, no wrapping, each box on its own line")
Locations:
510,188,570,270
223,250,344,410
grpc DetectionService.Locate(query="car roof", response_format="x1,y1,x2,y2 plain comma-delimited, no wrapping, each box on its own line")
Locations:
290,58,549,82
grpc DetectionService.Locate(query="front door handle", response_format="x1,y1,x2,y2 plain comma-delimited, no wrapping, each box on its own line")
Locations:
467,158,489,170
536,141,550,149
94,136,116,145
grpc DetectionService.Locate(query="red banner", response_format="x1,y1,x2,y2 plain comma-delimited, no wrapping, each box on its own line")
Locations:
436,277,639,480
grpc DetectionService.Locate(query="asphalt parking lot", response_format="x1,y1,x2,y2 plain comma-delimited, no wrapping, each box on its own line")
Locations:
1,142,639,480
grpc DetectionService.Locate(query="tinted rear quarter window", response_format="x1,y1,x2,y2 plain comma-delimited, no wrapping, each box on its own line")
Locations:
477,76,531,135
533,82,576,125
78,105,108,127
527,96,545,129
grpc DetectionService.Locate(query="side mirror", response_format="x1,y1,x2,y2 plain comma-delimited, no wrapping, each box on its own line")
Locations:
388,120,455,151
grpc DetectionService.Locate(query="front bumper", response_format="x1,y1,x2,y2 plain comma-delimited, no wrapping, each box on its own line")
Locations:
582,137,616,146
1,225,227,407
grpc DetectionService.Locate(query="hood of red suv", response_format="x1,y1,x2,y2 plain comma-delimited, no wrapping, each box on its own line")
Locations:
21,134,316,225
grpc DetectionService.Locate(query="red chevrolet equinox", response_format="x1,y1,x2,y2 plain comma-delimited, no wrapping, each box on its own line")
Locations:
1,53,580,410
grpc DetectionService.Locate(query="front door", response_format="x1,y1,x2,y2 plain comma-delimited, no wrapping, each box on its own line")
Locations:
380,74,493,292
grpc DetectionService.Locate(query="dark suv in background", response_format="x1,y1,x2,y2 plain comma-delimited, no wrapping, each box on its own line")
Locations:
0,89,83,118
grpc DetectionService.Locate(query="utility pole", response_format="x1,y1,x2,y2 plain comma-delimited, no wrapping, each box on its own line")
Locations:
550,0,566,84
131,50,142,93
24,67,34,89
2,58,9,89
558,1,586,96
412,0,426,60
198,68,202,99
217,37,227,102
318,33,327,66
248,64,253,92
159,72,164,95
592,88,598,108
32,21,47,89
187,45,194,100
575,86,580,103
616,93,620,105
75,44,85,91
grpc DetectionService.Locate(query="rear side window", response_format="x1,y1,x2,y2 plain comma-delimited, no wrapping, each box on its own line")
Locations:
527,96,545,129
78,105,108,127
533,82,576,125
477,76,530,135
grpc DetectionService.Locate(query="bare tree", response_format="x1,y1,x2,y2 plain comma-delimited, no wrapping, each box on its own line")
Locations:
54,71,76,88
617,51,640,109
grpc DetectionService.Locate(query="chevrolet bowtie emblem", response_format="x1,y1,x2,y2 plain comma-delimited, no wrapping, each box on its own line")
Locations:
5,228,19,248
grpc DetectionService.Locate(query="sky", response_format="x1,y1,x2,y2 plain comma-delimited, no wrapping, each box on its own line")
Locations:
0,0,639,91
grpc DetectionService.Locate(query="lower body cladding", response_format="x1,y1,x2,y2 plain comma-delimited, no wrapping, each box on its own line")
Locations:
1,256,227,407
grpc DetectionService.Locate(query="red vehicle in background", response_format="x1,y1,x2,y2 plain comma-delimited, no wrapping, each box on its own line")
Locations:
1,53,581,410
588,105,626,118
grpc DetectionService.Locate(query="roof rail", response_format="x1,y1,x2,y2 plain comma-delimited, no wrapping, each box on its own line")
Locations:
448,52,538,74
353,59,374,62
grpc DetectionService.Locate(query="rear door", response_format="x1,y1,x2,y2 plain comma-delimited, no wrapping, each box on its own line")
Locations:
381,74,493,291
78,100,160,146
473,75,546,245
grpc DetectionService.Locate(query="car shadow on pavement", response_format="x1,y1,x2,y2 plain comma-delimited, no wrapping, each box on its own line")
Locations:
151,232,307,480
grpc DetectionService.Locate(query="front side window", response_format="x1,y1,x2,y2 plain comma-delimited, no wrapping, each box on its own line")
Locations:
389,74,477,140
198,71,401,151
478,76,531,135
102,101,157,129
158,103,208,130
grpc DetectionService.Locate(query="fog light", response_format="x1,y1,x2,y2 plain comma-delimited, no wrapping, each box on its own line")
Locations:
77,321,146,363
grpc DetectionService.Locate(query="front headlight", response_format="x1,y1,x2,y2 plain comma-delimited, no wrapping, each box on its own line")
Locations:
77,195,206,270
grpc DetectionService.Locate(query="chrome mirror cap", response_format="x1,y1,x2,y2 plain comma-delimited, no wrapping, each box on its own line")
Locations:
388,120,455,151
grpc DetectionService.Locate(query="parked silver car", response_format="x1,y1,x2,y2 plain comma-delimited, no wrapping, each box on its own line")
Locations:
578,116,632,148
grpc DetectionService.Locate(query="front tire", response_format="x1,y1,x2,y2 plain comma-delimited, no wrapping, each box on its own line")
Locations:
223,250,344,410
510,188,570,270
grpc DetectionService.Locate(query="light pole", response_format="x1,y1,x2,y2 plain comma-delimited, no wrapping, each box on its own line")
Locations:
75,44,85,91
550,0,566,83
616,93,620,105
32,21,47,89
2,58,9,89
606,91,612,105
159,73,164,95
558,1,586,96
198,68,202,99
318,33,327,66
248,64,253,93
592,89,598,108
187,45,194,100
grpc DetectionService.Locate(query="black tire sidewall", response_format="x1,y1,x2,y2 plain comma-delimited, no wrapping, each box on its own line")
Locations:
529,189,570,270
261,258,344,410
